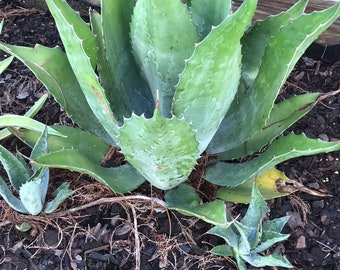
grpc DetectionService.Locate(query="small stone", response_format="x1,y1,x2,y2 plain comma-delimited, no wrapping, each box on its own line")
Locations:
307,182,320,190
318,133,329,141
312,200,324,214
74,254,82,262
320,211,330,226
296,235,306,249
287,211,304,229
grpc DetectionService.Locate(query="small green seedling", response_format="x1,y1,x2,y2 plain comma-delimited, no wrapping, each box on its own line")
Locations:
0,128,74,216
209,184,292,269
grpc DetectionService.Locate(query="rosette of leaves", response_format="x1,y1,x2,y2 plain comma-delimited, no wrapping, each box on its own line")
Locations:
0,128,73,215
165,183,292,269
208,184,292,270
0,0,339,196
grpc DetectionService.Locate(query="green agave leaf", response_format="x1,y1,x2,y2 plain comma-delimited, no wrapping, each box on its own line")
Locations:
233,222,253,254
165,183,228,226
131,0,199,117
29,167,49,209
101,0,153,119
218,93,319,159
19,178,44,215
241,183,267,228
190,0,232,38
44,182,74,213
45,0,119,139
0,55,13,74
0,94,48,140
209,3,340,153
237,0,308,102
262,216,289,233
0,115,63,137
30,127,48,171
0,144,31,191
205,133,340,187
235,255,247,270
242,253,292,268
30,129,50,206
0,176,29,214
18,125,109,155
118,109,199,190
173,0,257,153
253,231,290,253
0,43,115,145
34,149,145,194
208,225,239,248
210,245,233,257
17,126,145,194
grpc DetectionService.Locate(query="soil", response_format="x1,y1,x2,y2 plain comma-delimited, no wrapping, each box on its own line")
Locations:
0,2,339,270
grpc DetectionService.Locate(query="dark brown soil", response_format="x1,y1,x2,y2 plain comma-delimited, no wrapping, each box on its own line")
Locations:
0,2,340,270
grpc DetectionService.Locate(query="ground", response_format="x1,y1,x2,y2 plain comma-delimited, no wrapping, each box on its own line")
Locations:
0,2,339,270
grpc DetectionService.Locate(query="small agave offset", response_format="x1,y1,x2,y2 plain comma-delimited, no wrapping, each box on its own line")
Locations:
0,0,339,195
0,128,73,216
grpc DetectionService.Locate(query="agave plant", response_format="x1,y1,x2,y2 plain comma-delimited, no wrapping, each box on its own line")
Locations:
208,184,292,270
0,0,339,196
0,128,73,215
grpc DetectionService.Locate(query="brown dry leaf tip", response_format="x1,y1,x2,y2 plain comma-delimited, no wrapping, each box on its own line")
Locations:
276,179,332,197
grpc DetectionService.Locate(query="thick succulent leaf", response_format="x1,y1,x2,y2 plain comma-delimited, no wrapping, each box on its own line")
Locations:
17,126,145,194
18,125,108,154
190,0,232,38
0,176,29,214
165,183,228,226
262,216,289,233
131,0,199,117
217,168,292,203
218,93,319,159
46,0,119,139
0,43,115,145
253,231,290,253
205,133,340,187
0,144,31,191
208,225,239,248
237,0,308,101
19,178,44,215
44,182,74,213
30,129,50,205
0,56,13,74
242,253,292,268
118,109,199,190
0,94,48,140
210,245,233,257
29,167,49,208
30,127,48,171
0,115,63,137
173,0,257,153
101,0,153,119
34,150,145,194
241,183,267,228
209,3,340,153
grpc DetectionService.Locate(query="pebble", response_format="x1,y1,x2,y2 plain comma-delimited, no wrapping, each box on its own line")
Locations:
287,211,304,229
320,210,330,226
296,235,306,249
